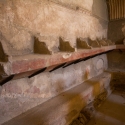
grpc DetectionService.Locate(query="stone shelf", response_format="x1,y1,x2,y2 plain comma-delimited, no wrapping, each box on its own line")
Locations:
0,45,124,85
4,46,117,75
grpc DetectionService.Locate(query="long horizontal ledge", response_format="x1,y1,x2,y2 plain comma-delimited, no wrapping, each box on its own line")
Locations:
0,45,124,85
1,45,125,76
1,45,118,75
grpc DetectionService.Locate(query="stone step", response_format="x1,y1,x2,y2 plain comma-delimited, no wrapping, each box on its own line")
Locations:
2,72,111,125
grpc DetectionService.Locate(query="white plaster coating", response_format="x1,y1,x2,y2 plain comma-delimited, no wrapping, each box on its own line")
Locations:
0,0,108,55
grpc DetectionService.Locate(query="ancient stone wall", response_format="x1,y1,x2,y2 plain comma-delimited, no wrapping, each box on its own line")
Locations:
0,0,109,124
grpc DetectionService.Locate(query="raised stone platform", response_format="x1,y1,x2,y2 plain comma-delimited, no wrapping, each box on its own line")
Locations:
2,72,111,125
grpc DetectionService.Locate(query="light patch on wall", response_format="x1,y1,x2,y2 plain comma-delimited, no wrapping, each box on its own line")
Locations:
96,59,104,70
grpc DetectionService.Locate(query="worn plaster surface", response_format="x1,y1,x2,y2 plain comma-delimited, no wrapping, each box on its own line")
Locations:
0,54,108,124
0,0,108,55
0,54,107,99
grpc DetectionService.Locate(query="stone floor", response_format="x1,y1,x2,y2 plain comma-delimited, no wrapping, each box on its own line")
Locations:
87,91,125,125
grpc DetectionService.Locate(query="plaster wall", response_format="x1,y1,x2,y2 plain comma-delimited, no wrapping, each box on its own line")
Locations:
0,54,108,98
0,0,108,55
